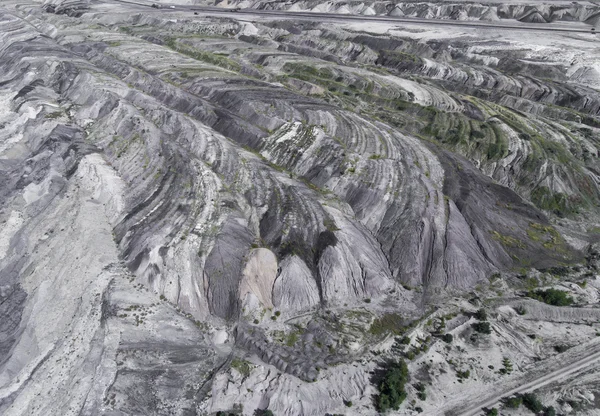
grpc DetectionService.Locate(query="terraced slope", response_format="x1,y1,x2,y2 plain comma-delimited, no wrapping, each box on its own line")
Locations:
1,0,600,415
209,0,600,25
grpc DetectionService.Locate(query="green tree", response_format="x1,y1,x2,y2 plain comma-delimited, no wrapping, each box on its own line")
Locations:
375,360,410,412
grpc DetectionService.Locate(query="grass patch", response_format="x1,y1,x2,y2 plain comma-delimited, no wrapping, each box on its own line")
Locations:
369,313,405,336
164,37,241,72
285,328,303,347
230,358,252,377
323,217,340,232
526,222,565,251
490,230,525,249
45,111,64,119
531,186,576,217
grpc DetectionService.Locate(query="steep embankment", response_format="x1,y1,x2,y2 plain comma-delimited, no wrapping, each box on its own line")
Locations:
209,0,600,26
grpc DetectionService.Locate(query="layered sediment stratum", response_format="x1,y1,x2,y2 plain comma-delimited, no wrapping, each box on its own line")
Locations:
209,0,600,25
1,0,600,415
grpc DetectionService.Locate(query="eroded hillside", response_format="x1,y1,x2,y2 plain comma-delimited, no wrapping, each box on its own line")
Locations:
1,0,600,415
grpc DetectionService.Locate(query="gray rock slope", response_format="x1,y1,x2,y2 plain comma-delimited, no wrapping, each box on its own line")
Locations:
220,0,600,25
0,0,599,414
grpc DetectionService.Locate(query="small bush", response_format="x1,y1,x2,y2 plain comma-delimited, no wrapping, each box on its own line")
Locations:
231,358,252,377
343,400,352,407
415,382,426,399
500,357,513,375
472,322,492,334
456,369,470,380
253,410,274,416
486,408,498,416
370,313,404,336
442,333,453,343
475,309,488,321
515,305,527,315
528,288,574,306
522,393,544,413
504,395,522,408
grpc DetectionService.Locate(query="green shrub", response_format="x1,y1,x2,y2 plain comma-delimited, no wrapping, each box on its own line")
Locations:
415,382,426,400
499,357,513,375
442,333,453,343
515,305,527,315
375,360,410,412
528,288,574,306
343,400,352,407
370,313,405,336
472,322,491,334
456,369,470,380
474,309,487,321
486,408,498,416
504,395,522,408
522,393,544,413
554,345,570,353
253,410,274,416
231,358,252,377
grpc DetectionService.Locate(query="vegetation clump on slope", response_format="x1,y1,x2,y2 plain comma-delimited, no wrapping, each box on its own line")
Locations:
375,360,410,412
369,313,405,336
528,288,574,306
